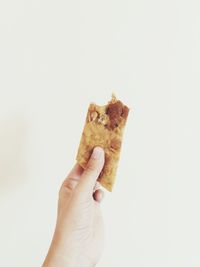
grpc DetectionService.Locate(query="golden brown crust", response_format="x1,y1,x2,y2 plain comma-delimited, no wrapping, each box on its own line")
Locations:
76,95,129,191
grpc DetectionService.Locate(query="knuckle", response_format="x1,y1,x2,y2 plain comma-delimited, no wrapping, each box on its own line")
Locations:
58,181,73,198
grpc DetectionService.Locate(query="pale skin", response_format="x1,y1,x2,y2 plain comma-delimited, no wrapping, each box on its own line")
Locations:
42,147,105,267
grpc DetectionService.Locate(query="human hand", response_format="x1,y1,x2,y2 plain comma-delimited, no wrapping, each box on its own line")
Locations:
42,147,105,267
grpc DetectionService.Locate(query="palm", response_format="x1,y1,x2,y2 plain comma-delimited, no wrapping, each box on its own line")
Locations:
66,194,104,265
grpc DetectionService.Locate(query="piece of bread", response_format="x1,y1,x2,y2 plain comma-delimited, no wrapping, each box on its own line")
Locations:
76,95,129,191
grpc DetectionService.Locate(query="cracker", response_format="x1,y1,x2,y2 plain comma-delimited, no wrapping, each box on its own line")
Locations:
76,95,129,191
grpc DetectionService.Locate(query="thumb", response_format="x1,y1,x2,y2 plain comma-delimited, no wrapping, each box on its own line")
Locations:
76,147,105,196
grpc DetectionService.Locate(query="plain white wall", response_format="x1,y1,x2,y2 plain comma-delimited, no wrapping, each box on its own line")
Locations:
0,0,200,266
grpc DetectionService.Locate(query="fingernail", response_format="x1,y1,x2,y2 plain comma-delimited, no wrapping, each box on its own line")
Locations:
92,147,104,159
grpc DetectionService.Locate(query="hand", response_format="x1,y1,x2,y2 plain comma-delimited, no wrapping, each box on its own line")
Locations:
42,147,105,267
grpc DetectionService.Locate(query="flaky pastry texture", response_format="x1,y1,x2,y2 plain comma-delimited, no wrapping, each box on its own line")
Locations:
76,95,129,191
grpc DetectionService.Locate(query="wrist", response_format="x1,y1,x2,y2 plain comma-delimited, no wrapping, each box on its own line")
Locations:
43,253,95,267
42,241,95,267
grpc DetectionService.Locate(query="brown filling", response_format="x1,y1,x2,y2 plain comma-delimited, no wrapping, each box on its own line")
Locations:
106,101,129,130
88,100,129,130
121,105,129,119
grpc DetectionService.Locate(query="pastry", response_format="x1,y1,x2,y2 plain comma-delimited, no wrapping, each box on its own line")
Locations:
76,94,129,191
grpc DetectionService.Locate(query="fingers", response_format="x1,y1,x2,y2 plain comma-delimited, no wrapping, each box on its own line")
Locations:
93,189,104,203
94,181,101,191
76,147,105,197
61,163,84,192
67,163,84,182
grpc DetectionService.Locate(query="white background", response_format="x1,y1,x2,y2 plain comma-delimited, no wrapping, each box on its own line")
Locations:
0,0,200,266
